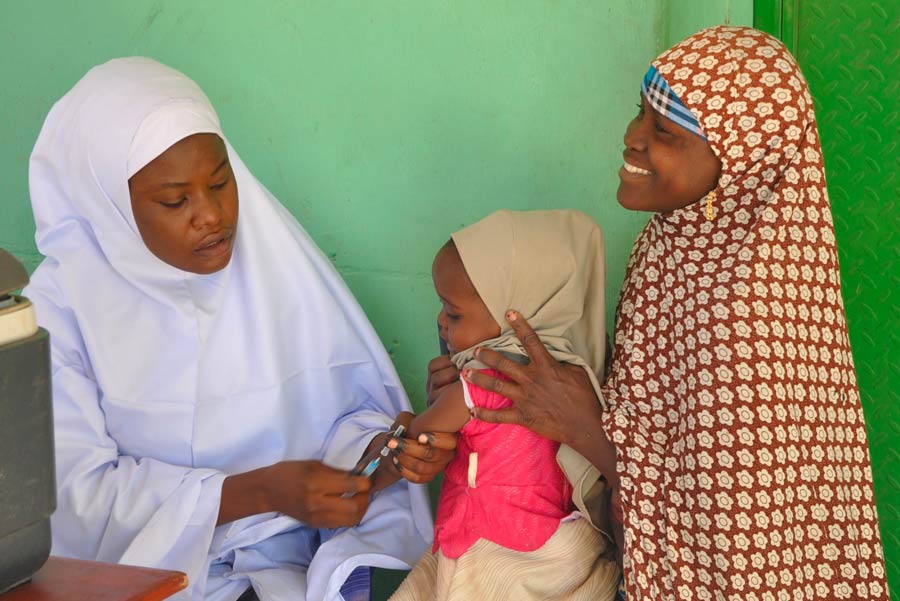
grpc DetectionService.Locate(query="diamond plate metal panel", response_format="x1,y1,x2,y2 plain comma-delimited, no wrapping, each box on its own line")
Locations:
793,1,900,596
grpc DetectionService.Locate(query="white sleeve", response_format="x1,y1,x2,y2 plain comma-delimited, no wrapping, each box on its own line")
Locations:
318,363,399,470
51,358,227,598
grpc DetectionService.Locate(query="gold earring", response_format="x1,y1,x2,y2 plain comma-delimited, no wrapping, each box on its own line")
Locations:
705,189,715,221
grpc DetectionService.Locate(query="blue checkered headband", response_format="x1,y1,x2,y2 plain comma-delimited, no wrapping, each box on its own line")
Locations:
641,65,706,140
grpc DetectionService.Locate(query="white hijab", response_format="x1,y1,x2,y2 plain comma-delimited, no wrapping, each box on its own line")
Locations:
25,57,431,601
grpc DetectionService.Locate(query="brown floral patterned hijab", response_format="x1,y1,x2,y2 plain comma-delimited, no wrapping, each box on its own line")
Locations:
601,26,888,600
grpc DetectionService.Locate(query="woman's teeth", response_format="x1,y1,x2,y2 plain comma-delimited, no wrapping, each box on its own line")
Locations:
624,162,652,175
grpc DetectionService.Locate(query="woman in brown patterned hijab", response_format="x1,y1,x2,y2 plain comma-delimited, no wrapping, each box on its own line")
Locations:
447,26,889,600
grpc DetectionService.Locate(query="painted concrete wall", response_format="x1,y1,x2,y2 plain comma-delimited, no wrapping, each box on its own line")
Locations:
665,0,754,47
1,1,749,409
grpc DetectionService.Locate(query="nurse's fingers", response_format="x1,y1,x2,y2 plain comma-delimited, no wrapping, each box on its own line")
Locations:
311,495,369,528
389,436,454,463
386,430,458,453
312,466,371,496
414,431,458,451
392,453,441,484
342,473,373,495
392,457,423,484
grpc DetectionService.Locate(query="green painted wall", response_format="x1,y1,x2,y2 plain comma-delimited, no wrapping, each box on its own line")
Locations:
0,0,750,404
0,2,748,597
665,0,754,47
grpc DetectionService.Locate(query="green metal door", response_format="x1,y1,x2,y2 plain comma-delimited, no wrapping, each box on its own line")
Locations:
756,0,900,596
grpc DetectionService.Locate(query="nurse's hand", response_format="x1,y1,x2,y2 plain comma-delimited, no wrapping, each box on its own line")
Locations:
264,460,372,528
383,411,457,484
388,431,457,484
218,460,371,528
426,355,460,407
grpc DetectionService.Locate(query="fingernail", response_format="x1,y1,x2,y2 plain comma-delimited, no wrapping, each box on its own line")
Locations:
387,439,398,450
419,433,434,444
474,347,481,358
506,310,517,322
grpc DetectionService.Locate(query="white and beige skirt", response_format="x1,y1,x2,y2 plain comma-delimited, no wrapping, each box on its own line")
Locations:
389,518,620,601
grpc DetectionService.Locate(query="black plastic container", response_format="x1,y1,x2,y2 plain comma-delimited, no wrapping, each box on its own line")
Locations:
0,249,55,593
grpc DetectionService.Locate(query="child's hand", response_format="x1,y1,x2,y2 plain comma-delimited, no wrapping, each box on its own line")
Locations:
426,355,459,407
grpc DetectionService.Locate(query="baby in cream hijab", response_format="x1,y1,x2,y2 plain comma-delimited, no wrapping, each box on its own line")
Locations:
392,209,619,601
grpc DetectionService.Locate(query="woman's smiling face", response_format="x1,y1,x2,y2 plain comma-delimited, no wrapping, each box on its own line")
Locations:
617,94,721,213
128,133,239,274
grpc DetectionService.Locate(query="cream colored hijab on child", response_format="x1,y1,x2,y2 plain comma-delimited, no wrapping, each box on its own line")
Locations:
450,208,612,530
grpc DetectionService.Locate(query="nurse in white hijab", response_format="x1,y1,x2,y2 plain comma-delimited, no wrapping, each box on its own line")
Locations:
23,57,446,601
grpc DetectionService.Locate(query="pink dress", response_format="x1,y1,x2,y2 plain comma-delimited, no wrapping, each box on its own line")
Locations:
432,370,574,559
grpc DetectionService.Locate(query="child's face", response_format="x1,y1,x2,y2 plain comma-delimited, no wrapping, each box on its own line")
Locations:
432,241,500,355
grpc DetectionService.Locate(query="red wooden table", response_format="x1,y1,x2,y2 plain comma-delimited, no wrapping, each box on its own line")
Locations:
1,557,188,601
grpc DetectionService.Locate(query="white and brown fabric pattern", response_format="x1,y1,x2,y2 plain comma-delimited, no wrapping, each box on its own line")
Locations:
601,26,889,600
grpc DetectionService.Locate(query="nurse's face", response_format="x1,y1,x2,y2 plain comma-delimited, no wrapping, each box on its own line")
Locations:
617,94,721,213
128,133,239,274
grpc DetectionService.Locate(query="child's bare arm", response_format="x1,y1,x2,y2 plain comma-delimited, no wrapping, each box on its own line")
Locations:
409,380,470,438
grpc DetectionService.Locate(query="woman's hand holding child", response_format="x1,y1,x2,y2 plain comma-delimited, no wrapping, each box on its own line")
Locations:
464,310,619,491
